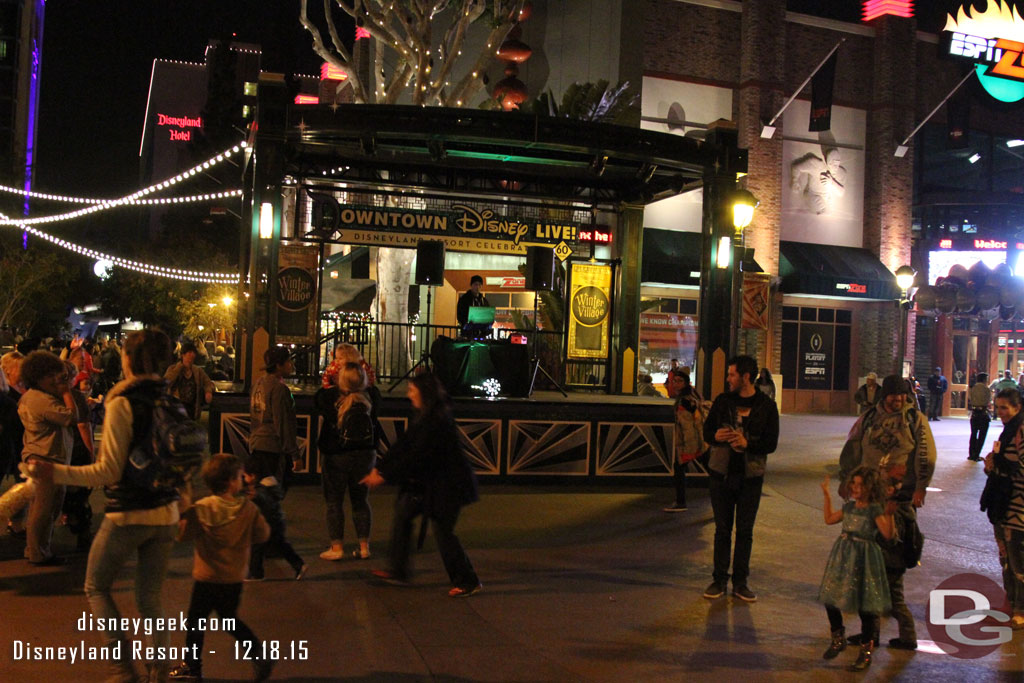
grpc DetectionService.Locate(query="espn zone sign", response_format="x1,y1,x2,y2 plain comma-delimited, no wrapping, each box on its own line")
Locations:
942,2,1024,103
946,32,1024,81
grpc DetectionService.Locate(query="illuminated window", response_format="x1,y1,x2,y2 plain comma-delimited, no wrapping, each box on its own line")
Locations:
243,82,257,96
0,41,7,62
242,105,250,119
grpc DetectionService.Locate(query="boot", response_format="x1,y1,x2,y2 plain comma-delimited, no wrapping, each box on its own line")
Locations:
849,640,873,672
822,627,846,659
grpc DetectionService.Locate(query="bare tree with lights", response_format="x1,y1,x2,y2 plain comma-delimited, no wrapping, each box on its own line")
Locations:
299,1,527,376
300,0,526,106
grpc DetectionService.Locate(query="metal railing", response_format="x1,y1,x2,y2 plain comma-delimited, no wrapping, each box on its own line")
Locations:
291,316,611,392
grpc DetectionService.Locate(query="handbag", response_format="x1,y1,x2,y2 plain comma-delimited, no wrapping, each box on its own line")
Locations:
980,472,1013,525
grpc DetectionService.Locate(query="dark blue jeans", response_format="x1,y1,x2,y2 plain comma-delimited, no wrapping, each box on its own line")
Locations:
708,473,763,587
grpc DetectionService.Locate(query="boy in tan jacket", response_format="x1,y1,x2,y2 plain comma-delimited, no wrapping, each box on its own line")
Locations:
170,453,271,682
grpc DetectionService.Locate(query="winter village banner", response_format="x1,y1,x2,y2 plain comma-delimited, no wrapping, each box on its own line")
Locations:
567,262,612,360
276,243,319,344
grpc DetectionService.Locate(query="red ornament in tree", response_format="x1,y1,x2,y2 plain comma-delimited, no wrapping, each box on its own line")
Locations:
493,3,532,111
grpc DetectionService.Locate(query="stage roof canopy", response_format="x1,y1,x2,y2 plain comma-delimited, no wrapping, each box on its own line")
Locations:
272,104,719,207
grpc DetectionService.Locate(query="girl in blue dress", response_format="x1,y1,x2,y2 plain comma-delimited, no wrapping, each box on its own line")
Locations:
819,466,895,672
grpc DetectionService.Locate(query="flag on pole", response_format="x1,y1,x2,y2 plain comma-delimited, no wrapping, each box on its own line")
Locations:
809,53,838,132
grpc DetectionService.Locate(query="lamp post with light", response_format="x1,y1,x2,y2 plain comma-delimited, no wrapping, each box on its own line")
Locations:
895,265,916,377
696,123,754,400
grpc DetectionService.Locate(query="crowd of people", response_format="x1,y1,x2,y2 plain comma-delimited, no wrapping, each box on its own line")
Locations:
2,329,1022,678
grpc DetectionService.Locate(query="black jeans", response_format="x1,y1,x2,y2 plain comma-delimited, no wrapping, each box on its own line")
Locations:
927,392,942,419
321,450,374,541
969,409,990,459
249,526,304,579
708,473,763,587
184,581,260,667
826,605,879,643
672,462,687,507
389,492,479,589
250,449,290,491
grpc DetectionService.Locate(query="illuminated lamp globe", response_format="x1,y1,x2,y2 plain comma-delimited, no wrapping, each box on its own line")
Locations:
731,189,759,230
222,295,234,307
895,265,916,292
93,259,113,279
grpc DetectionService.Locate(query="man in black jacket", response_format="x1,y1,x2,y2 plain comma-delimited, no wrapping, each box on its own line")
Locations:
702,355,780,603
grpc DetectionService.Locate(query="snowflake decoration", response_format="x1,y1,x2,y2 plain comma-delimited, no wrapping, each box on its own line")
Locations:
482,378,501,398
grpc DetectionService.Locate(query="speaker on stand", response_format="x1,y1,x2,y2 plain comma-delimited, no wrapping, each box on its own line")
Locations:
388,240,445,392
524,246,568,397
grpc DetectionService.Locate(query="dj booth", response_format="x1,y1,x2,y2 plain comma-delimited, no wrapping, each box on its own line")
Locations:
431,336,531,397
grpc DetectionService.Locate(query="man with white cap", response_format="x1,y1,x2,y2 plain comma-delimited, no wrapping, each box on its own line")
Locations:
854,372,880,414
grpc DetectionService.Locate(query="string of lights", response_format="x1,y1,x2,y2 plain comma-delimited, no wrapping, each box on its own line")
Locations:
0,186,242,205
0,142,247,226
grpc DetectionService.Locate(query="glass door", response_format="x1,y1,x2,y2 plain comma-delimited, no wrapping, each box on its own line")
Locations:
950,333,978,416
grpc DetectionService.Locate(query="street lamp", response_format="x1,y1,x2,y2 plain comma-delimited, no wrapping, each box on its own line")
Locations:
895,265,916,376
732,189,759,231
222,295,234,307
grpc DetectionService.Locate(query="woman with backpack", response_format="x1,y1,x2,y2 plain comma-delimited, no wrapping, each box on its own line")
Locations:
664,371,704,513
983,387,1024,631
24,329,188,683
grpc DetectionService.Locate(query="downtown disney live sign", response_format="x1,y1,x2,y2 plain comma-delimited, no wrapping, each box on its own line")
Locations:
942,1,1024,103
301,192,611,258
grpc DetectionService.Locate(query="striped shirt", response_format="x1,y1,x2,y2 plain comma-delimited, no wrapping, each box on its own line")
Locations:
995,411,1024,532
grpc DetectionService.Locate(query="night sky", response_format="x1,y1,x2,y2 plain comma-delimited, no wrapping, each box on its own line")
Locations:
35,0,320,198
32,0,966,201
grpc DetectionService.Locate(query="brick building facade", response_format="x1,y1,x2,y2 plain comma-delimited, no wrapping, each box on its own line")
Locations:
632,0,995,414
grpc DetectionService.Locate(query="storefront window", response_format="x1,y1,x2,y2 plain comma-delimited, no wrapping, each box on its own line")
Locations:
780,306,852,391
639,298,698,386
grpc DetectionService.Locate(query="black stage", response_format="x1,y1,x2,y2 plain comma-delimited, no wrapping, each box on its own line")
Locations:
208,388,694,483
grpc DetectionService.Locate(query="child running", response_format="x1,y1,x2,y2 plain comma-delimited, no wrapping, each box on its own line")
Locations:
170,453,272,682
245,458,307,581
819,466,894,672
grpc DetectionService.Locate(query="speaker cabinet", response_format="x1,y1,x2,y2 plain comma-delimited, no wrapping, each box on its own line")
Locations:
415,240,445,285
525,246,555,291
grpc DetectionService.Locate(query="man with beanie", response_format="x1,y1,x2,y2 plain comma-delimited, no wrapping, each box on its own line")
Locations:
838,373,936,650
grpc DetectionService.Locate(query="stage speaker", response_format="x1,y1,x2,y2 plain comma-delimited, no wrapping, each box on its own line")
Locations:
525,246,555,291
415,240,445,285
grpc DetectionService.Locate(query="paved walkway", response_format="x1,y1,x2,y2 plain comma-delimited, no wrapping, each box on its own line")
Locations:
0,414,1021,681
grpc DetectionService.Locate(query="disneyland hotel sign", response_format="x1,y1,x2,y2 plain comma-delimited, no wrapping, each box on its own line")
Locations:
156,113,202,142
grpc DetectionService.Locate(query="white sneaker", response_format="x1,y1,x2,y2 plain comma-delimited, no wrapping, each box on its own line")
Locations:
319,548,344,561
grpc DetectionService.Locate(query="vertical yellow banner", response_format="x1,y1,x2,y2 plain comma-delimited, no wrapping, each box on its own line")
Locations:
568,262,612,359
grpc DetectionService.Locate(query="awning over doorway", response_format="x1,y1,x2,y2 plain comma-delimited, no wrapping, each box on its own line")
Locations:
779,241,899,300
642,228,763,287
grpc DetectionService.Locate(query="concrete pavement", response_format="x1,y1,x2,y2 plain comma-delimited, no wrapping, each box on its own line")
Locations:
0,413,1020,681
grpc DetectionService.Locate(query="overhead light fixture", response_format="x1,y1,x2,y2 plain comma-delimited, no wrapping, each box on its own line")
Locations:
1009,139,1024,148
969,153,981,164
427,140,446,161
894,145,909,158
590,154,608,177
637,163,657,184
760,124,776,139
